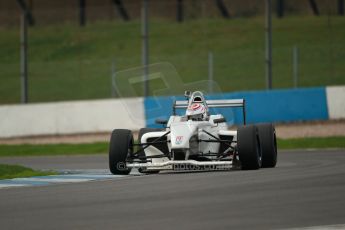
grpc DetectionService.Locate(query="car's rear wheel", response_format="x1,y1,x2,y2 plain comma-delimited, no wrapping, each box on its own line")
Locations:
138,128,164,144
138,128,165,174
109,129,133,175
256,123,277,168
137,128,165,157
237,125,262,170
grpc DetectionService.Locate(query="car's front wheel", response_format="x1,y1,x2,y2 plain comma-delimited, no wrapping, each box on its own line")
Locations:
109,129,133,175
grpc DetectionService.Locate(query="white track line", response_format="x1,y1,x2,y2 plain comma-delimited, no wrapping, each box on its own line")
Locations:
282,224,345,230
0,173,132,189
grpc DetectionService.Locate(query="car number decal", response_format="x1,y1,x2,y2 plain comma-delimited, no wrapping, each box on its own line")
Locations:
175,136,183,144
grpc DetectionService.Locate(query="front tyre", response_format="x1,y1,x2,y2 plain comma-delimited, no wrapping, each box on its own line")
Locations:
237,125,262,170
109,129,133,175
256,123,277,168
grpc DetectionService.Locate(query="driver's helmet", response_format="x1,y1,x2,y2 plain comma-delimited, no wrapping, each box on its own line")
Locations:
186,103,207,121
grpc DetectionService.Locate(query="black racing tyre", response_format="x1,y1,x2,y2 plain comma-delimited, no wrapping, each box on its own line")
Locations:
138,128,165,174
237,125,262,170
109,129,133,175
138,128,168,155
138,128,164,143
137,128,165,157
256,123,277,168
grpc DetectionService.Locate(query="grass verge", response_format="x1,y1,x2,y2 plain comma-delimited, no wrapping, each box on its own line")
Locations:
0,164,56,180
0,143,108,157
277,136,345,150
0,136,344,157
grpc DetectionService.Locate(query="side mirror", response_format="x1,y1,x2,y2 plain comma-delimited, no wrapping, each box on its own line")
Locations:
155,119,168,125
213,118,226,124
184,91,191,98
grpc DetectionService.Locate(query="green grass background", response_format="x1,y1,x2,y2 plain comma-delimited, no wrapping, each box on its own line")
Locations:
1,16,344,104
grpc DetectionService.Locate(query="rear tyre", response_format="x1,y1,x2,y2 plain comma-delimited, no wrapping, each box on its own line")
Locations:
137,128,165,158
237,125,262,170
109,129,133,175
138,128,164,144
138,128,164,174
256,123,277,168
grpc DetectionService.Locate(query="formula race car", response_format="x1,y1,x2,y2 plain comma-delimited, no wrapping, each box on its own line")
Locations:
109,91,277,174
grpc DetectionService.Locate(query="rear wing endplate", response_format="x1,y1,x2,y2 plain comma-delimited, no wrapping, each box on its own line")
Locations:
173,99,246,125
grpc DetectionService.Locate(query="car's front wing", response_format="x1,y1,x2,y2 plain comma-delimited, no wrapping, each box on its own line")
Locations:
126,160,233,171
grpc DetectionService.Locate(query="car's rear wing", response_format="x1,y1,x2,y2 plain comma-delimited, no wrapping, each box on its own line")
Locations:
173,99,246,125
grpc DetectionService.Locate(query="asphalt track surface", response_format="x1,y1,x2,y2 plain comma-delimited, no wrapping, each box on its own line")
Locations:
1,149,345,230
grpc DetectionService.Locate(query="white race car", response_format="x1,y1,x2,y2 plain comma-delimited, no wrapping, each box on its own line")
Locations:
109,91,277,174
